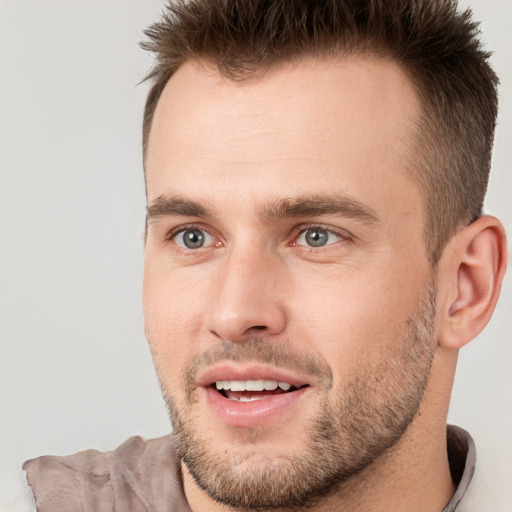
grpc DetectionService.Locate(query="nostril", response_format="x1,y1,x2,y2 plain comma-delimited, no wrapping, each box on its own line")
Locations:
242,325,267,336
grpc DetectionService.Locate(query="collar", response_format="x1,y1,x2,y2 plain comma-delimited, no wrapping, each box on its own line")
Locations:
442,425,476,512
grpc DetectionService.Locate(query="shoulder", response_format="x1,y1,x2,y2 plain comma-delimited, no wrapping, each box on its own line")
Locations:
456,444,509,512
447,425,509,512
23,435,190,512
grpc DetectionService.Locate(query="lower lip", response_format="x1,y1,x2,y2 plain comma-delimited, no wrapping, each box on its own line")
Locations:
202,386,310,427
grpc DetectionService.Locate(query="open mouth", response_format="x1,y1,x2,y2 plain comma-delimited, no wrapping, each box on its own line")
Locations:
201,372,313,426
212,380,308,402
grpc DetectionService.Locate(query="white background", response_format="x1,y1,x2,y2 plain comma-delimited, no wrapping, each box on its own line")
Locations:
1,0,510,507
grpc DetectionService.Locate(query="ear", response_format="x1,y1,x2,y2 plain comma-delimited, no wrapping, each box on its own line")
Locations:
437,215,508,349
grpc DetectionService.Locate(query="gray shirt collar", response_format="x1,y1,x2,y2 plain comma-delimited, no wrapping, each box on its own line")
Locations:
442,425,476,511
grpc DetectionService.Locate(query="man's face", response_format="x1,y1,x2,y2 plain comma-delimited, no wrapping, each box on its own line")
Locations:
143,58,437,508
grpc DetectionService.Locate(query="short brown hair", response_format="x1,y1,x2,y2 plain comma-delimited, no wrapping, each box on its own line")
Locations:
141,0,498,263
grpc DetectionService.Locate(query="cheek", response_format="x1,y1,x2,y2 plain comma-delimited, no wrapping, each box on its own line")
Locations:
289,265,426,378
143,260,209,387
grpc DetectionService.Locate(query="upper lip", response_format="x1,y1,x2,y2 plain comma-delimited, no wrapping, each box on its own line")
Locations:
196,364,312,389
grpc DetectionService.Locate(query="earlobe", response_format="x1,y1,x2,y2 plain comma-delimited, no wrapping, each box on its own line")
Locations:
438,216,508,349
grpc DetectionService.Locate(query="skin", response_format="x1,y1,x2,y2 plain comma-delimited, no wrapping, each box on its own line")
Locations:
143,57,506,511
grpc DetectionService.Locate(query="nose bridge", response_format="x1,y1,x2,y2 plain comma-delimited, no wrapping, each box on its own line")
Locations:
207,240,287,341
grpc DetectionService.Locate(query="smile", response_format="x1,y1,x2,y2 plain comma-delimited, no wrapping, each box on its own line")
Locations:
214,380,303,402
196,367,311,427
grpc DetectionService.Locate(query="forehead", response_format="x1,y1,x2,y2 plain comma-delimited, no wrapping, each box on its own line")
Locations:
146,57,422,225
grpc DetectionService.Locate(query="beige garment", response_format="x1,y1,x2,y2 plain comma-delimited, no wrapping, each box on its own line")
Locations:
24,436,191,512
24,425,475,512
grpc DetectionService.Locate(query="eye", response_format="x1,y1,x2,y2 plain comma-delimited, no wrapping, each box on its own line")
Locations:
173,228,215,249
295,227,343,248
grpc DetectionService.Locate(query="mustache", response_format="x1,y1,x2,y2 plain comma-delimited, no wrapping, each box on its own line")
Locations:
185,338,333,387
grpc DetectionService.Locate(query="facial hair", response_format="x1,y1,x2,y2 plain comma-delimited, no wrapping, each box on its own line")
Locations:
162,282,438,511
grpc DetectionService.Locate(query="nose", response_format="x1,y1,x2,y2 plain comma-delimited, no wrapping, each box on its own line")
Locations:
206,247,288,342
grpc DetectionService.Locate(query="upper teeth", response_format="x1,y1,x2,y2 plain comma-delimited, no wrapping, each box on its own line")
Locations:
215,380,292,392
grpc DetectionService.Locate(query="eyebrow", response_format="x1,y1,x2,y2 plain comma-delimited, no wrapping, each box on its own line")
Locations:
147,195,213,221
146,193,380,225
261,194,380,224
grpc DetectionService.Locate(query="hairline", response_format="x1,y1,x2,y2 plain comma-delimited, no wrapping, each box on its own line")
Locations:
142,53,459,265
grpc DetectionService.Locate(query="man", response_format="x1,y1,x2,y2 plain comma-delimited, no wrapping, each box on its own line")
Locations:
20,0,507,511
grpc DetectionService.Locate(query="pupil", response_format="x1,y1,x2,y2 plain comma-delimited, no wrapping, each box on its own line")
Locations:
305,229,328,247
183,229,204,249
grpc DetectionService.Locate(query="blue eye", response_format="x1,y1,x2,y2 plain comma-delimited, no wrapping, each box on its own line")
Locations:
174,228,214,249
296,228,342,247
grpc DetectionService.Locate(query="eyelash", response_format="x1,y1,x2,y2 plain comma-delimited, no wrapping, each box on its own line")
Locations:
166,223,352,251
290,224,353,253
166,224,221,250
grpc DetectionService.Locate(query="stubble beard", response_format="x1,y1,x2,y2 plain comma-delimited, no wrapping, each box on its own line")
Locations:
161,283,438,511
